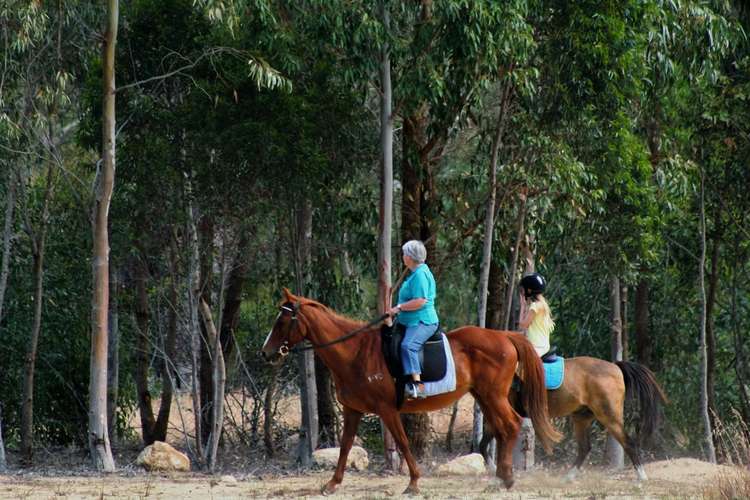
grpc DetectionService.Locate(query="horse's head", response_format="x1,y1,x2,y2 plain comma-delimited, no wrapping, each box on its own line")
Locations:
261,288,311,364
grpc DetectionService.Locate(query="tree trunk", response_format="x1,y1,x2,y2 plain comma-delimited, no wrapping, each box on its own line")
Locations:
634,280,651,367
134,253,156,445
0,404,6,471
89,0,118,471
199,298,225,472
185,173,203,463
107,269,120,446
706,236,720,449
698,170,716,463
264,365,279,457
315,356,338,447
400,127,432,457
500,200,528,330
219,232,248,364
473,88,510,454
0,171,14,467
397,2,448,456
153,241,179,443
607,275,624,468
21,163,55,465
20,247,45,465
294,200,318,466
621,284,628,361
0,168,16,325
198,216,214,449
635,101,660,370
401,111,427,249
377,1,399,469
486,252,504,330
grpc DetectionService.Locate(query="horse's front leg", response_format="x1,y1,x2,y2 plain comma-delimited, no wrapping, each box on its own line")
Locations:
380,409,421,495
322,406,363,495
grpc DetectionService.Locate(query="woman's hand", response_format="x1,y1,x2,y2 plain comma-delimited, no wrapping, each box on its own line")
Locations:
388,305,401,317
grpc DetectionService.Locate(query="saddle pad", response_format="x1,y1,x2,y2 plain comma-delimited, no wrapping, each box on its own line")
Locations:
543,356,564,390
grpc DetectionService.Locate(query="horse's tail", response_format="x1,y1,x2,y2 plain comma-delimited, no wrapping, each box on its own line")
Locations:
506,332,563,453
616,361,669,445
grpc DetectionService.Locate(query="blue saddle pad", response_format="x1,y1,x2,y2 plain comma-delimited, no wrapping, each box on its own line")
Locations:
543,357,564,390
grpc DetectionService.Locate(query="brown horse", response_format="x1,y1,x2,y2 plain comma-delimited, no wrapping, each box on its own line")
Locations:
480,356,668,481
261,289,561,495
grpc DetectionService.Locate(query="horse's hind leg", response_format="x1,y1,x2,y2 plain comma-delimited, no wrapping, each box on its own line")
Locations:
478,416,496,473
566,411,595,481
591,402,647,481
379,409,421,495
480,396,521,489
322,406,363,495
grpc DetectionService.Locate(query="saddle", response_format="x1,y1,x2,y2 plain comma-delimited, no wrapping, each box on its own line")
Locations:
541,346,558,363
511,346,564,416
380,323,447,408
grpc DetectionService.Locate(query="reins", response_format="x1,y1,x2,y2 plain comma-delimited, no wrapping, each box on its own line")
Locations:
289,311,390,352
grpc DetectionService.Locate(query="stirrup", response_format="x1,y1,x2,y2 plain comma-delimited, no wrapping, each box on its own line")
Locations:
406,382,427,400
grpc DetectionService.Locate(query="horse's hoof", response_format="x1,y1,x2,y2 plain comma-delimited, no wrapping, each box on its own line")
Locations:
402,483,420,495
321,482,338,496
635,465,648,481
504,478,514,490
482,478,507,493
564,467,579,482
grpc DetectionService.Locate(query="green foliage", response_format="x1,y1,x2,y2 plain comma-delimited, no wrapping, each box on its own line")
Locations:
2,0,750,462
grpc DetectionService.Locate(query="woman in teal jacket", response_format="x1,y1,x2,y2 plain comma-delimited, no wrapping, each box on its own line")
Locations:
389,240,439,399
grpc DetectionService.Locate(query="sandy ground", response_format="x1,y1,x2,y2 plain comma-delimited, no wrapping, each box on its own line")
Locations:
2,394,744,498
0,458,741,499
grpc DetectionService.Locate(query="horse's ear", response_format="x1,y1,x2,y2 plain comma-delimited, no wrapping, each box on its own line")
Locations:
282,287,295,301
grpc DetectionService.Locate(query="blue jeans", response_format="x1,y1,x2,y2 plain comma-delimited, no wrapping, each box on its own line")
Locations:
401,322,439,376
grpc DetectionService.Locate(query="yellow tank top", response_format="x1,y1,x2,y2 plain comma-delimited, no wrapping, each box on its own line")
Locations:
527,298,554,356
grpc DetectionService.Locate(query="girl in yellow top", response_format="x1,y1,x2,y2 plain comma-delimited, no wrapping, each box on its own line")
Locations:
518,273,555,356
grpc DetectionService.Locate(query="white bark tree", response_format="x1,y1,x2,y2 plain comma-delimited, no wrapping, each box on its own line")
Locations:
699,169,717,463
88,0,118,472
607,276,624,468
472,86,512,453
377,0,399,472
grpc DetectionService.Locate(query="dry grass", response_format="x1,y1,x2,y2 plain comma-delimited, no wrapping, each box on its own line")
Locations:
704,469,750,500
702,410,750,500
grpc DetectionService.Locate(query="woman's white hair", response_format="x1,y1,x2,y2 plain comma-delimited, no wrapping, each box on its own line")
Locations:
402,240,427,264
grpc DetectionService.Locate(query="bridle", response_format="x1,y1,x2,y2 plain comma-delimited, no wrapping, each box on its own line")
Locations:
274,301,301,357
271,301,389,359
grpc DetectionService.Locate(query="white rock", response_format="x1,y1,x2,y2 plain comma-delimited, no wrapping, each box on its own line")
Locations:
312,446,369,471
436,453,486,476
220,475,238,485
136,441,190,472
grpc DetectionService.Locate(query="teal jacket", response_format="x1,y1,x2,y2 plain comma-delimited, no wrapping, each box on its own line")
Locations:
396,263,439,327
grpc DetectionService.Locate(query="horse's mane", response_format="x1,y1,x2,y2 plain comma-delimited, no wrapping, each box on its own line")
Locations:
299,299,368,331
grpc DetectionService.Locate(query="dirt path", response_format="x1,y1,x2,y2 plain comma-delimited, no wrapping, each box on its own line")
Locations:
0,458,737,499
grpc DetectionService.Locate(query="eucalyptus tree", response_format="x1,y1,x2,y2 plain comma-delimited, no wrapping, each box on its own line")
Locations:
634,0,742,461
1,0,102,466
89,0,119,472
674,9,749,459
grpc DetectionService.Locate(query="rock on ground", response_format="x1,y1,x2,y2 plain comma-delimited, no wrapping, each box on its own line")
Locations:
136,441,190,472
436,453,486,476
312,446,369,471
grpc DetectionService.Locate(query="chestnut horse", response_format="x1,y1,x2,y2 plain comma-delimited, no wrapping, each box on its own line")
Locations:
480,356,667,481
261,290,561,495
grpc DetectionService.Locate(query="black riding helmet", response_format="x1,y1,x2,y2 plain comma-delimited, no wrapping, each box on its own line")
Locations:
520,272,546,298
